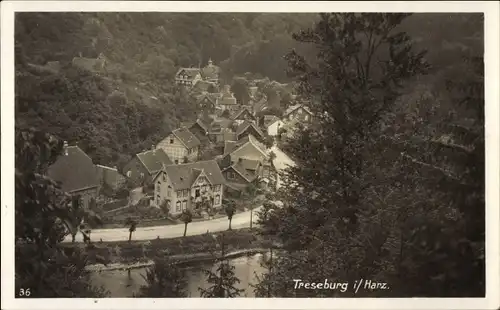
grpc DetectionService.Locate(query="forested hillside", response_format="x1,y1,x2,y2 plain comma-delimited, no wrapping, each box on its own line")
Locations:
15,12,482,169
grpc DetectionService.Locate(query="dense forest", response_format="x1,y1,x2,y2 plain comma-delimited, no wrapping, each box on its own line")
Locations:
15,13,482,169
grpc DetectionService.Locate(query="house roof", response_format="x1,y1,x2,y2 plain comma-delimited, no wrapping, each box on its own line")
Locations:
201,62,220,80
223,130,237,142
239,158,261,171
263,115,280,128
284,104,312,116
197,92,218,106
223,160,259,182
47,146,100,193
219,96,237,106
224,134,268,158
175,68,201,79
96,164,125,187
231,106,254,120
172,127,201,149
193,81,217,92
136,148,173,175
236,120,264,138
159,160,225,190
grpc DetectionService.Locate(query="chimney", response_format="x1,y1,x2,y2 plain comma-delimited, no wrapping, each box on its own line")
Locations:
63,141,68,156
238,158,243,163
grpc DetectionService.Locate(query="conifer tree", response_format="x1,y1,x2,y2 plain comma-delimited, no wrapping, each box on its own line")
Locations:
199,234,244,297
256,13,430,297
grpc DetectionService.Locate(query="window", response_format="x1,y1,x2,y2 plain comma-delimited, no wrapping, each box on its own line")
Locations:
215,185,221,192
183,189,188,197
177,191,181,198
175,159,179,164
202,185,207,192
162,173,166,182
195,188,200,198
140,172,144,178
176,201,181,212
298,109,303,114
167,186,171,197
167,200,171,209
182,200,187,211
126,171,132,177
156,195,160,205
304,115,309,121
215,195,221,205
170,138,174,144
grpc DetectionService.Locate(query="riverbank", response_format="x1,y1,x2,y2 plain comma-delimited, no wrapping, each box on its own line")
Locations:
86,247,268,272
62,228,275,266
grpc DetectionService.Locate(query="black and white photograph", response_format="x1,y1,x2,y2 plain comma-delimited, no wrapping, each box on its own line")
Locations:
1,1,499,309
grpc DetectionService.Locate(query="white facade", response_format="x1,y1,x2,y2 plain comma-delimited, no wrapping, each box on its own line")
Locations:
267,119,285,137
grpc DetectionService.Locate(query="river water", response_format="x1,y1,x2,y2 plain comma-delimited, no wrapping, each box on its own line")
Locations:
90,253,266,297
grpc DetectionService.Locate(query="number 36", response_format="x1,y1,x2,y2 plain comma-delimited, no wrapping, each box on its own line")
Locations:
19,288,31,297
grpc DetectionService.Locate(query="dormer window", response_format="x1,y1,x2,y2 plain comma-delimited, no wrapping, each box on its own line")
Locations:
170,138,174,144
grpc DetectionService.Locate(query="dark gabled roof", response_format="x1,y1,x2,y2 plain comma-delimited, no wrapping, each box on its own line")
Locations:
231,106,255,120
175,68,201,79
159,160,225,190
239,158,261,171
197,92,218,105
284,104,313,116
136,148,173,175
219,91,237,106
236,120,264,138
223,131,237,142
223,161,258,182
263,115,280,128
224,141,238,155
172,127,201,149
96,164,125,187
47,146,100,193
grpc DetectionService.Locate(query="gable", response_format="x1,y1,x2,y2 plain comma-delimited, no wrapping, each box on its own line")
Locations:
231,143,266,162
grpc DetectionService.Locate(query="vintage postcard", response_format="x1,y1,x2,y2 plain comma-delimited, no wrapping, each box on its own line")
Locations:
1,1,499,309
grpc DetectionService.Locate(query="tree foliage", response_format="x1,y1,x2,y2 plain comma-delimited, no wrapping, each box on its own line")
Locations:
256,13,484,297
15,125,108,297
138,257,188,297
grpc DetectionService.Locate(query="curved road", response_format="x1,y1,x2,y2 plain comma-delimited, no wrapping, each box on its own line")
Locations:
64,207,261,243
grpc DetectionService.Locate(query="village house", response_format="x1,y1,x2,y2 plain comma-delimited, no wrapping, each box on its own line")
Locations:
47,141,100,209
196,92,219,116
156,127,201,164
153,160,225,215
189,117,236,145
283,103,314,123
217,85,239,112
122,147,173,186
231,106,256,124
174,68,203,87
95,164,126,191
235,120,265,141
200,58,220,85
219,134,273,189
262,115,284,137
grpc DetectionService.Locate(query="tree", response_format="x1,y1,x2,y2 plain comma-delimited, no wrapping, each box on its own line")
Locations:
15,126,108,297
180,210,193,237
199,234,244,297
138,257,188,297
125,217,138,242
256,13,430,297
159,199,170,217
224,200,236,230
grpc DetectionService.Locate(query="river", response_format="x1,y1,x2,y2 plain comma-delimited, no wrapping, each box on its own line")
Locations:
90,253,266,297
